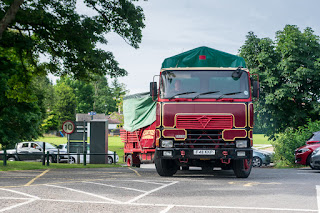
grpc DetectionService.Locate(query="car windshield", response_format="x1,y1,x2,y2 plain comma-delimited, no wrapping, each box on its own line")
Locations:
160,70,250,99
38,142,56,149
307,133,320,141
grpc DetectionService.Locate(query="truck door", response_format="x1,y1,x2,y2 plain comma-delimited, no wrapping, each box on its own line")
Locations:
17,142,31,161
29,142,43,161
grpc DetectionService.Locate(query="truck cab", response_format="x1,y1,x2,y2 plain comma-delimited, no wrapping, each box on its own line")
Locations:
152,66,259,177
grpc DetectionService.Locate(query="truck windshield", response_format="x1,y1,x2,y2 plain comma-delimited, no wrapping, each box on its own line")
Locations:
160,70,250,99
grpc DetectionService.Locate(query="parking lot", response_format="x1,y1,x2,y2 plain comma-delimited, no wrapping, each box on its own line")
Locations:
0,165,319,213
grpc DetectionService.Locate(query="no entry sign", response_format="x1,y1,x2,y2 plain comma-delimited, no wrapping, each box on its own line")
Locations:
62,120,75,134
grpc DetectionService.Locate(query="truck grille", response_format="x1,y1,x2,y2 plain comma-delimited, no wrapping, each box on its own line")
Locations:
174,130,235,149
176,115,233,129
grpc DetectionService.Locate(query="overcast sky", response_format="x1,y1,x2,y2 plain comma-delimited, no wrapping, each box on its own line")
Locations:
49,0,320,95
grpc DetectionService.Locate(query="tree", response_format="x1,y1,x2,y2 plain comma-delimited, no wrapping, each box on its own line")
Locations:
239,25,320,137
0,46,43,148
53,82,76,128
0,0,145,80
0,0,144,145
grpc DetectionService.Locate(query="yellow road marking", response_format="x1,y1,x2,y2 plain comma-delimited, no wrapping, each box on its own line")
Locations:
128,167,141,177
24,169,50,186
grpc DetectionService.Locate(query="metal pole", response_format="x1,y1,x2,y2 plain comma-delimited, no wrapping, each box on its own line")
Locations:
83,120,86,166
77,148,80,164
42,142,46,166
57,149,60,164
3,149,7,166
114,152,116,164
67,134,70,164
46,151,50,166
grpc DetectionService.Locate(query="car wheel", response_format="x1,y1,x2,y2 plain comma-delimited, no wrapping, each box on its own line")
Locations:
8,157,16,161
108,156,113,164
69,157,76,164
306,155,315,169
48,156,53,163
252,156,262,167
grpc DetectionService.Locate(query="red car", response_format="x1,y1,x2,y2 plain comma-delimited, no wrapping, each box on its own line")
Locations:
295,131,320,169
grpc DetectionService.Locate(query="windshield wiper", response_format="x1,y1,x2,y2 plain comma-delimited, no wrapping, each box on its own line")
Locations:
217,91,242,99
192,91,220,100
168,91,197,100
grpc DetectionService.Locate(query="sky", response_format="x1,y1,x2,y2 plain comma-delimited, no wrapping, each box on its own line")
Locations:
49,0,320,95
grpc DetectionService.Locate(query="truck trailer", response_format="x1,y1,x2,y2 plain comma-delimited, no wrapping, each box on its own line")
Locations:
121,46,259,178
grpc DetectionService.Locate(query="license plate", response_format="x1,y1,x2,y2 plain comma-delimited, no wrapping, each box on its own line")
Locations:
193,150,215,155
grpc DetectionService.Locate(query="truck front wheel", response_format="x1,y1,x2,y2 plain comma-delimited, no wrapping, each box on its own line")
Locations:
155,158,178,177
233,158,252,178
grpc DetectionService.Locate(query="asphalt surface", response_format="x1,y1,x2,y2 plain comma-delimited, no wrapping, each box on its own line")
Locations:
0,165,319,213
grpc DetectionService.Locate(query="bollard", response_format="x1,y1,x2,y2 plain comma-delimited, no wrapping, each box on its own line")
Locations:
46,151,50,166
83,152,86,166
57,149,60,164
114,152,116,164
77,148,80,164
3,150,7,166
42,142,46,166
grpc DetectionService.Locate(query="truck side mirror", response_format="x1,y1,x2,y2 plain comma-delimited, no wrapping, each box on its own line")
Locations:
252,80,260,98
150,82,158,99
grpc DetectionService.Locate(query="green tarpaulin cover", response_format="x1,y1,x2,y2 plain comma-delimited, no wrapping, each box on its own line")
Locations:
123,92,156,132
161,46,246,69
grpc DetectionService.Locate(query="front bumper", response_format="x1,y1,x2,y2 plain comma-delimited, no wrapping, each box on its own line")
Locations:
156,148,252,160
310,155,320,169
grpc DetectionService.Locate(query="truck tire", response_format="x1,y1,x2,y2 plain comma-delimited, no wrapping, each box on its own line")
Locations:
155,158,178,177
126,154,133,167
233,158,252,178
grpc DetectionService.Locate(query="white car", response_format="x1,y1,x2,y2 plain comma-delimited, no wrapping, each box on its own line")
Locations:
57,144,119,164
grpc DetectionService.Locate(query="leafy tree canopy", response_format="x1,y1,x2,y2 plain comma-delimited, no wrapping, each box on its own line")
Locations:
0,0,145,80
239,25,320,137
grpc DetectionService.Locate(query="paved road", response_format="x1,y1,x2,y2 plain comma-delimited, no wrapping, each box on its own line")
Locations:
0,165,319,213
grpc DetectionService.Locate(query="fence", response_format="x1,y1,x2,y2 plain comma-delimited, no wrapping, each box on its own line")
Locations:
1,150,118,166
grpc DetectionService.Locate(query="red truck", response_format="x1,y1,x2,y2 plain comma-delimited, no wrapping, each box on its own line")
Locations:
121,46,259,178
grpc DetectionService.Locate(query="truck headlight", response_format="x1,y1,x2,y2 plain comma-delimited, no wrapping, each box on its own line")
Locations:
161,140,173,148
236,140,247,148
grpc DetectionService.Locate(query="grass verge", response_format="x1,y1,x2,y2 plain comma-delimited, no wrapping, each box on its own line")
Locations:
0,160,122,171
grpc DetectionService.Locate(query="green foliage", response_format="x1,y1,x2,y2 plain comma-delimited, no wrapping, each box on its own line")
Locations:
1,0,145,80
239,25,320,137
0,47,43,148
53,82,76,128
271,120,320,166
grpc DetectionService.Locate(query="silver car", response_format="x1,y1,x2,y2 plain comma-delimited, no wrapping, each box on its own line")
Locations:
252,148,274,167
310,147,320,170
57,144,119,164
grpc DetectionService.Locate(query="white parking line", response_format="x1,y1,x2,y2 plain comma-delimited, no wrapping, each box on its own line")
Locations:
0,199,36,212
83,181,147,193
131,180,167,185
125,181,179,204
1,197,317,212
44,184,122,204
160,205,174,213
0,188,39,199
317,185,320,213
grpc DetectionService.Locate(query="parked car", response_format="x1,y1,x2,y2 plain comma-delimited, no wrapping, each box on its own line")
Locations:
295,131,320,169
252,148,274,167
57,144,119,164
310,147,320,170
0,141,59,162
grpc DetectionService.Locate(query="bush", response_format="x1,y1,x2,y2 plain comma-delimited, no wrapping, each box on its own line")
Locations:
271,120,320,166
